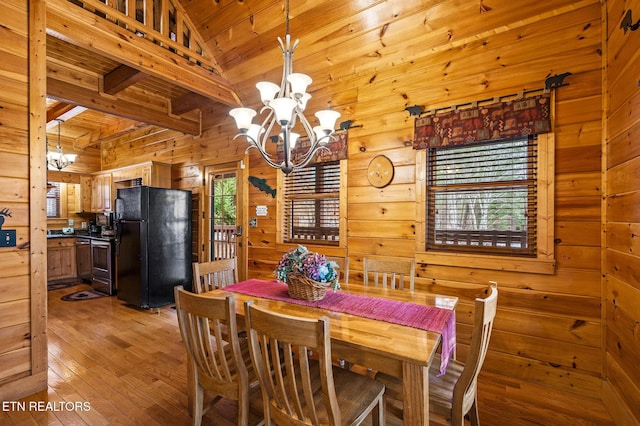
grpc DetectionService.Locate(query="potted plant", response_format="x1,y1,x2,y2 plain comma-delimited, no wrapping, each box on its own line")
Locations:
275,245,340,300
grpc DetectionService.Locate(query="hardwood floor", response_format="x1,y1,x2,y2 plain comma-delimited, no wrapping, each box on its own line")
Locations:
1,284,409,425
2,283,613,425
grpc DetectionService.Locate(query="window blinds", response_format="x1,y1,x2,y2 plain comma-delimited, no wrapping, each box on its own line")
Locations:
283,161,340,245
426,137,537,256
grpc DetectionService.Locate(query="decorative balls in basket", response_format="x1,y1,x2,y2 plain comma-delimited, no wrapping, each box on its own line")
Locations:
275,245,340,301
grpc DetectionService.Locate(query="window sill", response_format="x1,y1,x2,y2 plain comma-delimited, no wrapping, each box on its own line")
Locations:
276,243,346,257
415,251,556,275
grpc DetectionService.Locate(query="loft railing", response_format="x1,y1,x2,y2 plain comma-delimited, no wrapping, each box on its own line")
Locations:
67,0,220,75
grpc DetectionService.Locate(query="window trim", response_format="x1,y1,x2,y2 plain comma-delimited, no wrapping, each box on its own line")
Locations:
415,133,555,274
277,160,347,250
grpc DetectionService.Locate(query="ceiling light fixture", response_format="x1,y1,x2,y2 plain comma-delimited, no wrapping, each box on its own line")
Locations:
228,0,340,175
46,119,77,171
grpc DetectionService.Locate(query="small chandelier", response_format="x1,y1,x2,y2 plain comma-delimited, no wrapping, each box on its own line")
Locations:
47,119,77,171
229,0,340,175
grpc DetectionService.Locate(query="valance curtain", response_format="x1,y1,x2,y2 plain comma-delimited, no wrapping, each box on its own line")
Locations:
413,92,551,149
277,131,348,165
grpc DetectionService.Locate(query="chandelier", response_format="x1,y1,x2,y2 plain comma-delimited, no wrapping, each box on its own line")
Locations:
229,0,340,175
46,119,77,171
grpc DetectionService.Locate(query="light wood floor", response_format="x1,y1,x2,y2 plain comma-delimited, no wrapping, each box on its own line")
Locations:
2,283,416,426
2,283,614,425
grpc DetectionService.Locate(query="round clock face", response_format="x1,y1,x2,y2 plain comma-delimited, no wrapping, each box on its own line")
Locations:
367,155,394,188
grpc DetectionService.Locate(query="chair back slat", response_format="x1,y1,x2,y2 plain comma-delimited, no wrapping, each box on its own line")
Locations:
193,257,239,293
364,257,415,291
326,256,349,283
245,301,341,425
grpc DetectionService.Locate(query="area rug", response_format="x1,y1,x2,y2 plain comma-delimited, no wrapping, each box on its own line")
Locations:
61,290,108,301
48,281,81,291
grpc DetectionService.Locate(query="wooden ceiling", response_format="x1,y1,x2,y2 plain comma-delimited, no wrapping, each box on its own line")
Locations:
46,0,586,166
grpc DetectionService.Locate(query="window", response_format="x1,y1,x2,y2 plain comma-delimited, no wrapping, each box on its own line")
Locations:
283,161,341,246
426,136,537,256
47,182,61,218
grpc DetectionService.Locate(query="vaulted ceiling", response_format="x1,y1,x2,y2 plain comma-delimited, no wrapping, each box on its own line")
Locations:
46,0,582,168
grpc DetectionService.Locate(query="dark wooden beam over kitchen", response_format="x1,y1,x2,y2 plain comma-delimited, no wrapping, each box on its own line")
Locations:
103,65,148,95
47,77,201,135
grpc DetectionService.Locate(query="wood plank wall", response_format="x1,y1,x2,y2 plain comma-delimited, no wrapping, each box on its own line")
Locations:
101,3,613,424
603,0,640,423
0,0,640,425
103,0,620,424
0,0,48,401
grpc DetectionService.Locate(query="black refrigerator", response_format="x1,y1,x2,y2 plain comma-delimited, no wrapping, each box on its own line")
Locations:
114,186,192,308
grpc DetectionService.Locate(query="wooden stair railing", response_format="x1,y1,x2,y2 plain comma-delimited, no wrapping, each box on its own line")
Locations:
66,0,221,76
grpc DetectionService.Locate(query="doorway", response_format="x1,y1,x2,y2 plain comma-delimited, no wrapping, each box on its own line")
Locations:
201,160,248,280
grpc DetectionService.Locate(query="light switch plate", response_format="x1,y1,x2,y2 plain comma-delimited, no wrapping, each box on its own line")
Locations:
2,230,16,247
249,218,258,228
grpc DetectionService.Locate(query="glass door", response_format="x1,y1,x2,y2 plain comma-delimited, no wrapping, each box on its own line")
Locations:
202,161,247,279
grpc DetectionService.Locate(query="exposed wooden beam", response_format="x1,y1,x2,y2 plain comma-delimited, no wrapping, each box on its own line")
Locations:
103,65,148,95
171,92,212,115
46,102,76,122
45,0,241,107
47,77,201,135
74,120,149,149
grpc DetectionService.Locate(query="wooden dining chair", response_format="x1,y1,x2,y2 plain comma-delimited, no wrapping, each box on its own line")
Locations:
363,257,415,291
244,300,386,426
192,257,239,293
377,282,498,426
174,285,261,426
326,256,349,284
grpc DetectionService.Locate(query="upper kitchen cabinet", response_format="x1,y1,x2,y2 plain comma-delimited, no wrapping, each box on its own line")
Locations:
91,172,112,212
111,162,171,189
87,162,172,212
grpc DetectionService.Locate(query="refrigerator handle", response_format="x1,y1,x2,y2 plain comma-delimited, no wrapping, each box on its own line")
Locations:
114,197,123,220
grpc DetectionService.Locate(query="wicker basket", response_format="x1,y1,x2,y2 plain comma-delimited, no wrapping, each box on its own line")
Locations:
287,272,332,301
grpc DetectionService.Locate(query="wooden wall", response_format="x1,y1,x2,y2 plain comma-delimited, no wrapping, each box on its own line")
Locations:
603,0,640,423
2,0,631,423
99,2,620,423
0,0,48,401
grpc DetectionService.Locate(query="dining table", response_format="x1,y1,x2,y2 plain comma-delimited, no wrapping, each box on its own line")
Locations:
202,278,458,425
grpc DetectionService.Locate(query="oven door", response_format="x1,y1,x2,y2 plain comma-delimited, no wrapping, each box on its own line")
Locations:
91,240,111,278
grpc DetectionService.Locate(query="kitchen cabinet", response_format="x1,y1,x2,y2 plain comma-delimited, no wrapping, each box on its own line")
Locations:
87,162,171,212
111,161,171,189
80,176,92,213
47,238,77,282
91,173,112,212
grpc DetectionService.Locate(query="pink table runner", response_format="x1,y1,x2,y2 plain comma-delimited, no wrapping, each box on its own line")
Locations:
225,279,456,375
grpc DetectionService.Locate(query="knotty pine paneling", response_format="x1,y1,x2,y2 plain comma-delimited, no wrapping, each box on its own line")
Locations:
555,121,603,150
556,221,601,247
78,1,617,423
607,123,640,168
0,0,47,401
420,264,601,298
604,0,640,422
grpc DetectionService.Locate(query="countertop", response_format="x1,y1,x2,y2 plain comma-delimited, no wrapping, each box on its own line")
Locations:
47,231,115,241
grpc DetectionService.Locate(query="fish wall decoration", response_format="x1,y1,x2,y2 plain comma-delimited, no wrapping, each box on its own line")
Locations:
248,176,276,198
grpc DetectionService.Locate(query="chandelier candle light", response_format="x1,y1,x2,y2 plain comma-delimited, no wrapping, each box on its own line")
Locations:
47,119,77,171
229,0,340,175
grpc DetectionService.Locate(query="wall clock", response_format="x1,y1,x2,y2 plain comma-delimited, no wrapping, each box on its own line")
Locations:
367,155,394,188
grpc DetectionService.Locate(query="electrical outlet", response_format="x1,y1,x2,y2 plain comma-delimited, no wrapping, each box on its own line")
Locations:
68,219,74,226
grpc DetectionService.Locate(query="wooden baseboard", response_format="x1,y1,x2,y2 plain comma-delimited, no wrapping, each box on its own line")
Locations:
0,371,47,402
602,380,639,426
